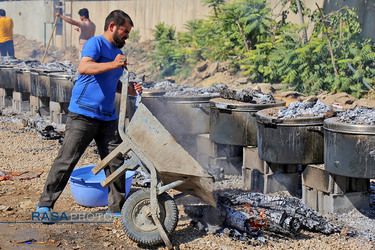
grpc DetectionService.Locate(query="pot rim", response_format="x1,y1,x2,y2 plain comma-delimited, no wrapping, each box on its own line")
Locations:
142,89,167,97
30,68,65,74
210,97,285,111
162,93,220,102
324,117,375,134
256,107,325,126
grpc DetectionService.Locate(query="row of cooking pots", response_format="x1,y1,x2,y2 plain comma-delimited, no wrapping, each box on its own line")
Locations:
0,65,74,102
141,91,375,179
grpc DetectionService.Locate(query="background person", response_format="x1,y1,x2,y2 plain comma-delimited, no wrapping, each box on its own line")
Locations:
37,10,142,218
56,8,96,53
0,9,14,57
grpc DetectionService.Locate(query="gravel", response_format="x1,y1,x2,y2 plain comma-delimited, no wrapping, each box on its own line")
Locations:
143,80,221,96
0,57,78,75
337,107,375,125
277,100,331,118
0,107,374,249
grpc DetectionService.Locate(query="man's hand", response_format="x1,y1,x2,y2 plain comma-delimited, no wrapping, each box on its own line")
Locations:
112,54,127,70
55,13,61,17
128,82,143,96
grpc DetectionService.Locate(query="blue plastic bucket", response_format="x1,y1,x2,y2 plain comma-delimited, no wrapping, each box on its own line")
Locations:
69,165,135,207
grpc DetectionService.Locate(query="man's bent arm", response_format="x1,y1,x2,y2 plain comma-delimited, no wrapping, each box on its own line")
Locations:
56,13,80,27
78,55,127,75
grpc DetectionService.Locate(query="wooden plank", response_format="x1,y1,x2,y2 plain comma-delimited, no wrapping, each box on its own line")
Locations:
91,143,131,175
101,155,140,188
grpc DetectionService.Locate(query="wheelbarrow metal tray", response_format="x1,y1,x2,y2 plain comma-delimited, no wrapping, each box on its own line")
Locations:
127,103,215,206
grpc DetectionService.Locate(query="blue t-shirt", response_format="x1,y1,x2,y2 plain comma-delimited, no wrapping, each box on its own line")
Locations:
68,35,123,121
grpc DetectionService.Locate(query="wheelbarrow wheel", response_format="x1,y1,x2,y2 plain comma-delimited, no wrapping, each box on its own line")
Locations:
121,188,178,246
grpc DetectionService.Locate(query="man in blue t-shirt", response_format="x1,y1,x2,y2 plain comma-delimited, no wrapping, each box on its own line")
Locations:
37,10,142,217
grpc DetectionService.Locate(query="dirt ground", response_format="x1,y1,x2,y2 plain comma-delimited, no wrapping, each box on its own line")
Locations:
1,35,374,249
0,111,374,249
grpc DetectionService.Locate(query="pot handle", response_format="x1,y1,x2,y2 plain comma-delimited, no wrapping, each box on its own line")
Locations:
191,103,210,115
70,176,85,183
307,126,323,132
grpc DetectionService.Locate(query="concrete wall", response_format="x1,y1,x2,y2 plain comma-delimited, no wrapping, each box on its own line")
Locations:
0,0,210,49
59,0,210,49
1,0,375,51
0,0,54,43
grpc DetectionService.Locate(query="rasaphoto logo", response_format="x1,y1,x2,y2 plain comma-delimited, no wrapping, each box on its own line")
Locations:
31,211,113,223
31,211,69,222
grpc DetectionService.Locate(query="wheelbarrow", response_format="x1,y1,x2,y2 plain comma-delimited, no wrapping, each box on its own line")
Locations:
92,69,215,248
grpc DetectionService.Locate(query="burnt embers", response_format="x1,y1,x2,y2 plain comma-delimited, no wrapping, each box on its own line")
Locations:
184,191,337,244
217,84,276,104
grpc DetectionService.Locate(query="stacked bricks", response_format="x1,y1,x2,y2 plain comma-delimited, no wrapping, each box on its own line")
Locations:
302,164,370,214
12,92,30,112
0,88,12,107
49,101,69,124
242,146,300,196
30,96,50,116
196,133,243,180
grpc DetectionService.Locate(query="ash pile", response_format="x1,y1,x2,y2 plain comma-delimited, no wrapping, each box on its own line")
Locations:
184,191,340,245
277,99,332,118
143,79,221,96
0,107,63,141
217,84,276,104
337,107,375,125
0,57,78,76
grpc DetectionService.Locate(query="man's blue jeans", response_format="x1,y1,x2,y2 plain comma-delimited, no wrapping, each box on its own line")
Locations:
0,40,15,57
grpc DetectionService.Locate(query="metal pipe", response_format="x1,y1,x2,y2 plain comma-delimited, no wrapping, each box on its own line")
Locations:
173,190,193,200
158,179,187,195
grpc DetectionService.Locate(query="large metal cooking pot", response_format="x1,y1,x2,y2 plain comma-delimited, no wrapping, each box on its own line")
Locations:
324,118,375,178
210,98,286,146
49,73,75,102
141,89,166,110
256,107,325,164
0,65,17,89
14,67,31,93
143,93,219,135
30,68,64,97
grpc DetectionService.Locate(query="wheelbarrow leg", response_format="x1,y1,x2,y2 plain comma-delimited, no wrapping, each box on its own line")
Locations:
149,163,173,249
101,151,143,188
92,142,131,175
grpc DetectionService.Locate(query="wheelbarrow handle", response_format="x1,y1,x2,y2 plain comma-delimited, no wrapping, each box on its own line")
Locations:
118,67,129,139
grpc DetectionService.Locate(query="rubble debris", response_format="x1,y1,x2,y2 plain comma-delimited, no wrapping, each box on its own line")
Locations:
0,205,13,211
0,171,43,181
21,116,63,140
277,100,332,118
18,200,35,210
337,107,375,125
131,168,151,187
17,238,36,244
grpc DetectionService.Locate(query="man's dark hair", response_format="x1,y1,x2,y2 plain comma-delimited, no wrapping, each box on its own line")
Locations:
78,8,89,18
104,10,133,31
0,9,6,17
